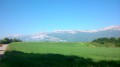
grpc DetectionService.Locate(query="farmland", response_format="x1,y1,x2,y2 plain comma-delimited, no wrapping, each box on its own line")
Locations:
1,42,120,67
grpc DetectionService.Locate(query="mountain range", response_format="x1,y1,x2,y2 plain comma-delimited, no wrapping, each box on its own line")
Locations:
7,26,120,42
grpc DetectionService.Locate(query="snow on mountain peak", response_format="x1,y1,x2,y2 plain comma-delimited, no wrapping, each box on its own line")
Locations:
100,26,120,31
31,34,67,42
53,30,98,33
32,34,48,39
53,26,120,33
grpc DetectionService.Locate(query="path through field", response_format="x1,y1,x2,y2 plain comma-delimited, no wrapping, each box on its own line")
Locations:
0,44,8,60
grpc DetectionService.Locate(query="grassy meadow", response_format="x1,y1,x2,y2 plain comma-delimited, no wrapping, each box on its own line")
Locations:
1,42,120,67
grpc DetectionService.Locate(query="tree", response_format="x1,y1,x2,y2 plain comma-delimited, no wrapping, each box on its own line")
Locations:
0,38,22,44
92,37,120,47
0,38,10,44
110,37,117,43
13,38,22,42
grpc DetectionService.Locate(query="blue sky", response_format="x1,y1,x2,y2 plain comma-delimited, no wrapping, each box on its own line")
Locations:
0,0,120,37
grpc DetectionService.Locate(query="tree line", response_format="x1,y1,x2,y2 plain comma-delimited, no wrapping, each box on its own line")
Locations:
0,38,22,44
92,37,120,47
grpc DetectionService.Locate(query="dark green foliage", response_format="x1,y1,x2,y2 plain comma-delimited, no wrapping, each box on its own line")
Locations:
92,37,120,47
1,51,120,67
0,38,11,44
12,38,22,42
0,38,22,44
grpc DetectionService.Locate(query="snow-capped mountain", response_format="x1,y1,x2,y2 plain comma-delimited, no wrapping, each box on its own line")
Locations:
7,26,120,42
100,26,120,31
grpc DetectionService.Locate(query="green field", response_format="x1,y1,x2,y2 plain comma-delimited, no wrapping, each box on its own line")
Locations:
8,42,120,61
1,42,120,67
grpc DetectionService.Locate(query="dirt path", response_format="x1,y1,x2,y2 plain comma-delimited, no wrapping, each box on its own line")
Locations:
0,44,8,60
